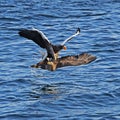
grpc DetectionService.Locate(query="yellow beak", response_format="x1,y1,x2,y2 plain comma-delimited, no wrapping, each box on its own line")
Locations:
63,46,67,50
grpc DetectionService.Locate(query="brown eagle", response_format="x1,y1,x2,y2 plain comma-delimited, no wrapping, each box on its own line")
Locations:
18,28,96,71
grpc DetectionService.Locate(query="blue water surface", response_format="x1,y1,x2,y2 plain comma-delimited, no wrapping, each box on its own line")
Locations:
0,0,120,119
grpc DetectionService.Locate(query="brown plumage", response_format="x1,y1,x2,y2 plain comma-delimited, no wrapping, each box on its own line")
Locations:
31,53,96,71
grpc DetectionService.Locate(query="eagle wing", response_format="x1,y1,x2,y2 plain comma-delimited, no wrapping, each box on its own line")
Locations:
18,28,55,59
56,53,96,68
61,28,80,45
31,53,96,71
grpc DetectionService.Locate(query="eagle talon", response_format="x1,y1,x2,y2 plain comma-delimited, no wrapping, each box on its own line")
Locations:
47,61,57,71
47,61,53,65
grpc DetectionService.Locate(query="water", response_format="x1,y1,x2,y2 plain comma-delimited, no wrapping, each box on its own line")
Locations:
0,0,120,119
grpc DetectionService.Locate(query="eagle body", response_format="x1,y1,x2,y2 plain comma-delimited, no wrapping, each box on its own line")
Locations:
18,28,96,71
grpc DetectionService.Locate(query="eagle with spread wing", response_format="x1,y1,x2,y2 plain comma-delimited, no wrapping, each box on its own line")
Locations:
19,28,80,61
18,28,96,71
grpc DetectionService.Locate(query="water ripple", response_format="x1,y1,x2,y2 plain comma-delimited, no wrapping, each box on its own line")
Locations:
0,0,120,119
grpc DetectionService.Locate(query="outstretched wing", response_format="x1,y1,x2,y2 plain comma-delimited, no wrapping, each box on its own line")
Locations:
18,28,55,59
19,28,50,48
56,53,96,68
31,53,96,71
61,28,80,45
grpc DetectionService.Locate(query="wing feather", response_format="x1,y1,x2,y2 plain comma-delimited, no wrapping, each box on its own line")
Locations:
18,28,55,59
56,53,96,68
61,28,80,45
18,29,50,48
31,53,96,71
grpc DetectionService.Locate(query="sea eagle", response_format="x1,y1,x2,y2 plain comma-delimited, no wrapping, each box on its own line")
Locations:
19,28,80,61
18,28,96,71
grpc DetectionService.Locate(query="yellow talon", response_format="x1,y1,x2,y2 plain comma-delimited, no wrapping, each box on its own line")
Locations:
47,61,53,65
47,61,57,71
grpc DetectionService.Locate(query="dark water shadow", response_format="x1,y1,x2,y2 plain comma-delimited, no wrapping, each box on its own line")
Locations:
28,84,62,103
